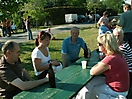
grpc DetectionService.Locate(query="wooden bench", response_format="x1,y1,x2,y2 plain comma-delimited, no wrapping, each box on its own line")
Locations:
13,49,99,99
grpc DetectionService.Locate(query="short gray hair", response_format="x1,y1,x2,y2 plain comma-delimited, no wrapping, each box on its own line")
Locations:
113,28,124,36
70,26,79,33
2,40,16,55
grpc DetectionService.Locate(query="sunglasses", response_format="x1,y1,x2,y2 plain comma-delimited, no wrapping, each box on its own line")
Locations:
98,42,103,46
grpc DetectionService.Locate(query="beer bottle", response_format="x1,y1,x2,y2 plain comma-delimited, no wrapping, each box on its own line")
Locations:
84,43,88,58
48,63,56,88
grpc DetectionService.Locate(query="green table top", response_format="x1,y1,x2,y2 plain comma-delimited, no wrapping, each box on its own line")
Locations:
13,49,100,99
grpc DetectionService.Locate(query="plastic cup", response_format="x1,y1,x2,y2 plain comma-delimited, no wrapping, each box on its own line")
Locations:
99,52,104,60
81,61,87,69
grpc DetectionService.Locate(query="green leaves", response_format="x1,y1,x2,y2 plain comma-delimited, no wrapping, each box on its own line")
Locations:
23,0,48,21
0,0,25,17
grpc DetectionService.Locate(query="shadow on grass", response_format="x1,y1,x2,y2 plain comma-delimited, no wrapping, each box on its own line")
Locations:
56,27,71,31
52,38,64,41
49,48,61,52
20,43,35,52
81,27,94,30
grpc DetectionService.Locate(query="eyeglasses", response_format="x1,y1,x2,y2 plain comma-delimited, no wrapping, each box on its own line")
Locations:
98,42,103,46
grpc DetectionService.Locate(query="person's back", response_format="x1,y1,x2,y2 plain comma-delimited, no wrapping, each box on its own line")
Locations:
119,10,132,33
118,4,132,48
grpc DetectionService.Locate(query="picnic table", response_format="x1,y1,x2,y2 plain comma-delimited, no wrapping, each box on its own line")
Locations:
13,49,100,99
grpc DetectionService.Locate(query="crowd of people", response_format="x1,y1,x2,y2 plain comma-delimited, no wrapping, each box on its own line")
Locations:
0,18,12,37
0,16,34,41
0,3,132,99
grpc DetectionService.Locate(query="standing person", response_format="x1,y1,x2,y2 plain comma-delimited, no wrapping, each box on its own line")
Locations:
22,19,26,32
0,40,48,99
31,31,62,79
97,11,109,27
0,19,7,37
98,18,111,35
76,33,129,99
113,28,132,98
118,4,132,48
5,18,11,37
61,26,91,68
26,16,33,40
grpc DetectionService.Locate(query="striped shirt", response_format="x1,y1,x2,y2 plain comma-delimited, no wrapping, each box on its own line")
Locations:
119,42,132,72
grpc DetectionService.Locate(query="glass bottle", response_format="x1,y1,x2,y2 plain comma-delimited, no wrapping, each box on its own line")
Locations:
84,43,88,58
48,63,56,88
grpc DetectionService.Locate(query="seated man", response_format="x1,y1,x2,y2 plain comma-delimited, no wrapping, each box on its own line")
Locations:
98,17,111,35
0,40,48,99
61,26,91,68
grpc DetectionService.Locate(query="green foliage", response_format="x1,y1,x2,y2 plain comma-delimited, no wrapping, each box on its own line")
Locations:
86,1,104,14
22,0,49,21
0,0,25,18
66,0,87,7
101,0,124,13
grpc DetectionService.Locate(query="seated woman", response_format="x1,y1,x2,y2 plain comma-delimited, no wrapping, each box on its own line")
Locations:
113,28,132,98
31,31,62,79
76,33,129,99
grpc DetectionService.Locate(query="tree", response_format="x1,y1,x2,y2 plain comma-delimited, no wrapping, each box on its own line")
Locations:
22,0,49,28
101,0,124,13
66,0,86,7
0,0,25,18
86,0,105,28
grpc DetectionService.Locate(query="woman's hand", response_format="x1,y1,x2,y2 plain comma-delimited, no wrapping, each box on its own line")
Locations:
51,60,60,66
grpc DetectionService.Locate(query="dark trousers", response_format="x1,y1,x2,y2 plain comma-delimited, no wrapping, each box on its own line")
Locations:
123,33,132,48
2,27,7,37
126,72,132,99
37,69,49,79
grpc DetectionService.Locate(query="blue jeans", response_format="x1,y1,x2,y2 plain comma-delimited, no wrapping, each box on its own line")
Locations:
27,28,33,40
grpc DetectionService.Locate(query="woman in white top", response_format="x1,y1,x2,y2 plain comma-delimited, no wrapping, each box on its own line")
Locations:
31,31,62,79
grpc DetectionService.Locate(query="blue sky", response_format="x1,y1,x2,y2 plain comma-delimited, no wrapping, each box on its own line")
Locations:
125,0,131,4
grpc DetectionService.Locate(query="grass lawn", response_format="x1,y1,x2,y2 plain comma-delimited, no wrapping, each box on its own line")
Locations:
0,27,98,79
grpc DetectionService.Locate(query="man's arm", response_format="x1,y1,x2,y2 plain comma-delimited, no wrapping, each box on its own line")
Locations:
22,68,34,81
11,77,49,90
62,54,66,68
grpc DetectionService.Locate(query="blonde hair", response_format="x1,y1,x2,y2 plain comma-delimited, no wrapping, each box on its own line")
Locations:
97,33,122,55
